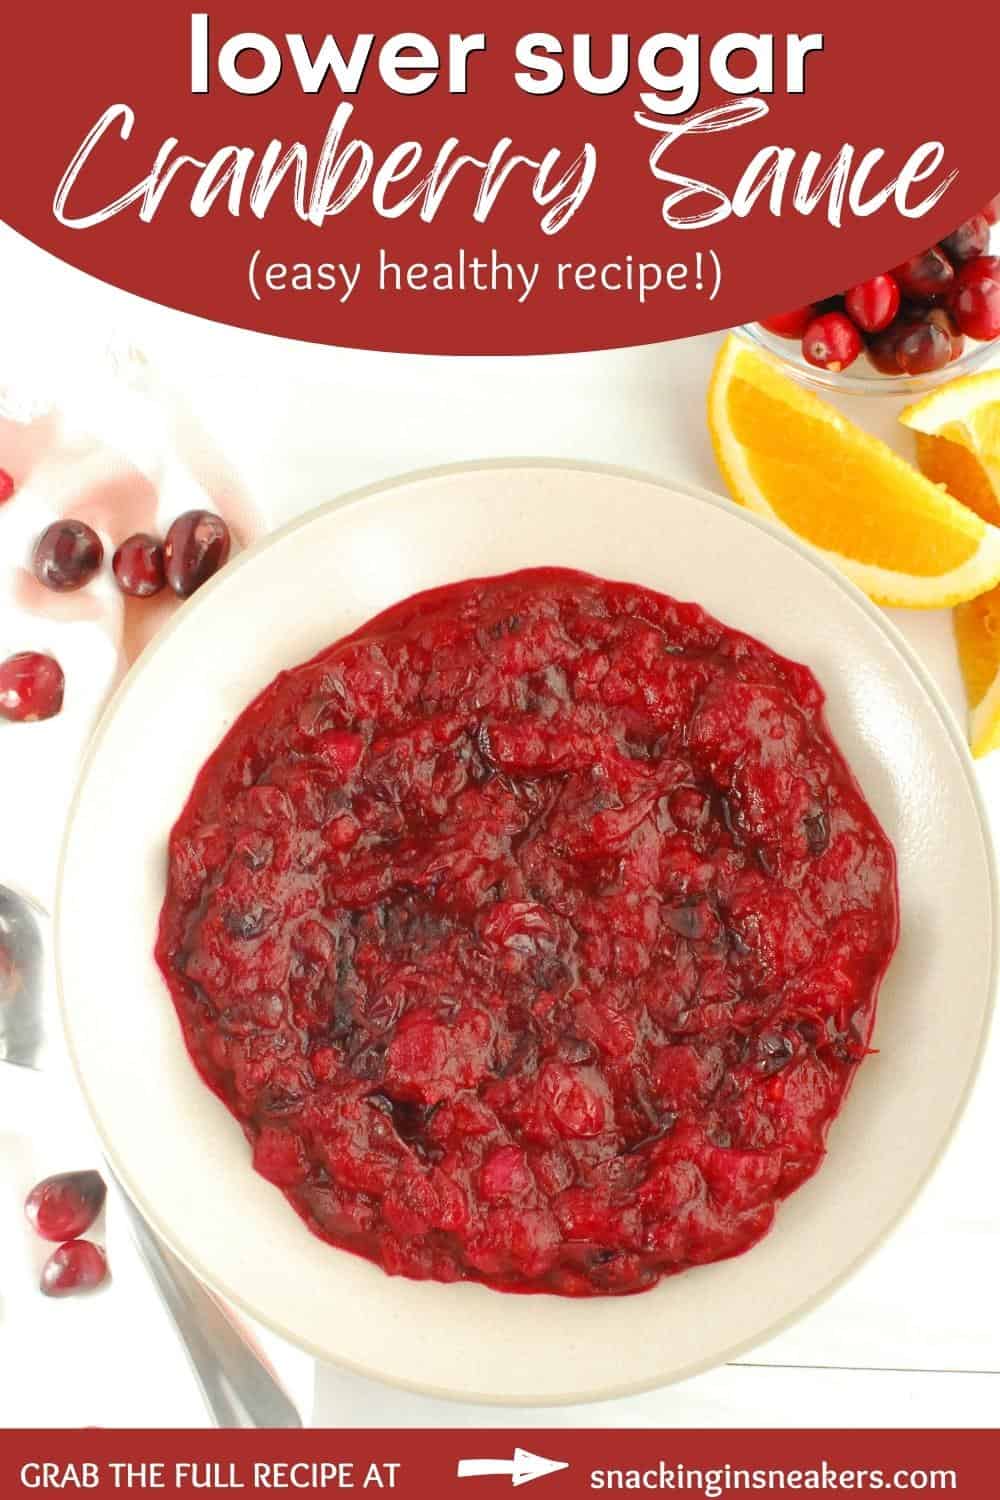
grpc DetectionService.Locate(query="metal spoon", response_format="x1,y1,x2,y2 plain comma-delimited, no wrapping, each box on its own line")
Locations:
0,881,302,1428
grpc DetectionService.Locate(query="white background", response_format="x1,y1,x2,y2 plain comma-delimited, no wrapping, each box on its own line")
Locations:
0,227,997,1428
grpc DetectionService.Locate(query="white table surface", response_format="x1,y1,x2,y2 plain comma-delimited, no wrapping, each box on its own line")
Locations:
1,228,998,1428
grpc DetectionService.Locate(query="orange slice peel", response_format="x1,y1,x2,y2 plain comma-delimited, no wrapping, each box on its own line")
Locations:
708,336,1000,609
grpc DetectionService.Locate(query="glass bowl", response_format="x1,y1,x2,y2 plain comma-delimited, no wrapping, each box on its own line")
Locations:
740,318,998,398
744,217,1000,396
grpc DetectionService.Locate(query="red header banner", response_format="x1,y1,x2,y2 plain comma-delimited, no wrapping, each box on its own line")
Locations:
2,2,998,352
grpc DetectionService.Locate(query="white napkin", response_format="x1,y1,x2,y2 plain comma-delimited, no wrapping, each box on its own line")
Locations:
0,233,309,1424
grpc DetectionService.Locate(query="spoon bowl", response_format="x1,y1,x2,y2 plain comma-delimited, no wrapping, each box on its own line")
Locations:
0,883,51,1071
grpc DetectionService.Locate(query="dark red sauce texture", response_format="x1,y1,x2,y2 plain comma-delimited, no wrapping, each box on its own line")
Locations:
156,569,899,1296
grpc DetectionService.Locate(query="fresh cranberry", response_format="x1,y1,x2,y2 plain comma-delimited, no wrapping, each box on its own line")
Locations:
895,314,955,375
865,325,903,374
801,311,863,372
164,511,231,598
759,306,815,339
0,469,14,504
32,520,103,592
950,257,1000,340
927,307,965,362
941,216,990,265
0,652,65,722
25,1171,106,1241
112,533,165,598
892,247,955,304
40,1240,108,1297
844,275,900,333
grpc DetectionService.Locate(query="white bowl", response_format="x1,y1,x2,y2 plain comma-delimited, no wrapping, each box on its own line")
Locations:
56,462,997,1405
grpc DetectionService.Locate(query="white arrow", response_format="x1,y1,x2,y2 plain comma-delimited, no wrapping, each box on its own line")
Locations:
457,1449,569,1487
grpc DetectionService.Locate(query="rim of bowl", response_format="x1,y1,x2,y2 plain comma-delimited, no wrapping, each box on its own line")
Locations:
742,320,998,397
53,459,1000,1405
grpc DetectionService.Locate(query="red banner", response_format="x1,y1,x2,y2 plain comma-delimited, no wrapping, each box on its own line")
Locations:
2,2,998,352
1,1431,996,1499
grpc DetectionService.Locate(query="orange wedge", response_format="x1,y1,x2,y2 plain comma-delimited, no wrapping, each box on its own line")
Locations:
901,370,1000,755
708,336,1000,608
901,369,1000,525
954,585,1000,757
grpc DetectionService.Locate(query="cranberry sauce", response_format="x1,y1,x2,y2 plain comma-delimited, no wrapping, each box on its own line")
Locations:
156,569,899,1296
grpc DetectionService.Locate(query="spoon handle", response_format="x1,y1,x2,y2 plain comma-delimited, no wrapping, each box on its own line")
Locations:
114,1182,302,1428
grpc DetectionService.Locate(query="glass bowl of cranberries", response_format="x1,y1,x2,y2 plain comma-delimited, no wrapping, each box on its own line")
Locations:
745,201,1000,394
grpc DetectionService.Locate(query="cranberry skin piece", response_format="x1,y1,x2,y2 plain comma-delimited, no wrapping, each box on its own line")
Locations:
0,469,14,504
895,316,954,375
0,652,65,722
112,533,165,598
941,216,990,265
32,520,104,592
951,257,1000,341
844,275,900,334
40,1240,108,1297
25,1170,107,1241
801,312,863,372
892,247,955,304
759,306,814,339
164,511,231,598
